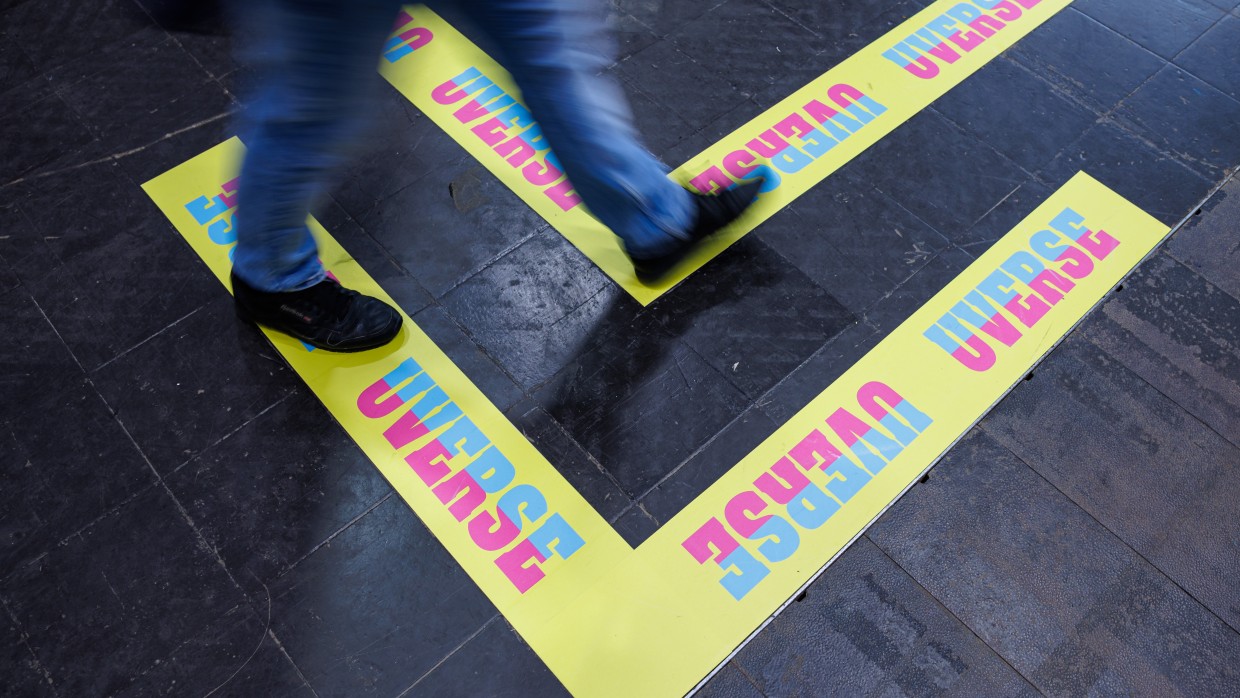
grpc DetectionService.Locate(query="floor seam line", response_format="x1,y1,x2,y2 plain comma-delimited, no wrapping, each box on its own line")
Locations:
977,421,1240,640
393,614,502,697
864,533,1048,696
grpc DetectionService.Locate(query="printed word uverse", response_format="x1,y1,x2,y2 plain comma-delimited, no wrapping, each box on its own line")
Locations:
359,358,584,593
683,381,932,600
690,84,887,195
432,68,582,212
922,207,1119,371
883,0,1044,79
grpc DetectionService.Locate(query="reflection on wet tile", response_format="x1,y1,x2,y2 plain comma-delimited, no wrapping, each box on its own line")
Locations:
410,619,570,697
267,495,496,697
166,389,392,598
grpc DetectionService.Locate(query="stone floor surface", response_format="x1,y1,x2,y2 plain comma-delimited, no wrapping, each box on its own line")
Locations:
2,0,1239,695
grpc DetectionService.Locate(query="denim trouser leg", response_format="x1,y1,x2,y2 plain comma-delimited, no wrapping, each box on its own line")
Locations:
452,0,696,258
234,0,695,292
232,0,403,292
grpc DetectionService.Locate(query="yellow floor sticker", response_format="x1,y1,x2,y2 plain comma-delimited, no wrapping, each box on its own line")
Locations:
379,0,1074,304
144,137,1169,696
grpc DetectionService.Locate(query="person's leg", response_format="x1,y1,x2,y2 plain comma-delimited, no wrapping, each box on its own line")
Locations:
451,0,759,269
230,0,405,351
232,0,400,292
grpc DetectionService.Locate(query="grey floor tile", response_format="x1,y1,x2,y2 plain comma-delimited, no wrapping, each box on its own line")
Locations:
1007,8,1166,113
933,58,1100,175
1080,252,1240,447
670,0,829,107
266,495,497,697
1,380,157,574
357,161,543,300
640,407,780,525
1168,175,1240,299
405,620,570,697
0,288,84,424
47,26,233,154
983,336,1240,634
165,388,393,599
695,662,764,698
1037,120,1215,227
1074,0,1224,60
441,227,639,391
645,236,856,399
1174,13,1240,101
851,111,1028,244
732,537,1036,697
91,297,299,475
870,428,1240,696
1114,65,1240,179
506,399,632,523
0,486,251,696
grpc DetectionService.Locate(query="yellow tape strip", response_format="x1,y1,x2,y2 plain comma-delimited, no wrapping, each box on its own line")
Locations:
379,0,1074,304
144,140,1168,695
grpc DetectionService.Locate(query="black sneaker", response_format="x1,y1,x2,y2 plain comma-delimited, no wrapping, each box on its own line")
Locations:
231,272,402,352
630,178,765,284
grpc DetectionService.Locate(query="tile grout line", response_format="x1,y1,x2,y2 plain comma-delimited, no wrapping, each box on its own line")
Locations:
1090,254,1240,455
978,419,1240,641
274,491,398,580
91,303,208,373
393,614,503,697
863,532,1049,696
1,595,63,697
0,110,233,191
164,388,300,479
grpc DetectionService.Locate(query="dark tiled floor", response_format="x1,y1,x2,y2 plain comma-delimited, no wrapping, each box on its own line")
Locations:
2,0,1239,695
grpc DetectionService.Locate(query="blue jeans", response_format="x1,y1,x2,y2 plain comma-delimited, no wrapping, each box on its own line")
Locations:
232,0,695,292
